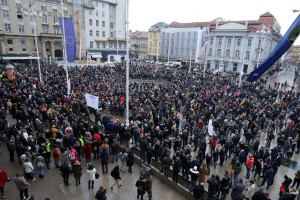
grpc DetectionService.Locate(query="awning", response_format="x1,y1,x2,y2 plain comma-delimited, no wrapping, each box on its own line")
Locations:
2,56,41,60
91,54,102,58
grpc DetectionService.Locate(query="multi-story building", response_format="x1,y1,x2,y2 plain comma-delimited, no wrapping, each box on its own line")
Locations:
147,22,168,61
206,12,282,73
160,25,208,64
0,0,73,62
130,31,148,60
82,0,126,63
285,45,300,65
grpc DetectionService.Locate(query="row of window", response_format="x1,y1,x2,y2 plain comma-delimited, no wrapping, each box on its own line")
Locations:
6,39,37,46
3,10,64,23
213,38,255,47
208,49,259,59
89,42,126,49
4,23,59,34
160,31,198,38
88,19,114,29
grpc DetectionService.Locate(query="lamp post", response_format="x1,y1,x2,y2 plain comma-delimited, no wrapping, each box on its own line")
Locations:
23,11,42,83
114,29,121,63
167,31,173,63
256,24,270,69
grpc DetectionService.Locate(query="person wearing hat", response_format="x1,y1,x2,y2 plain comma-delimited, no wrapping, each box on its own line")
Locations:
189,166,199,193
87,163,97,189
13,172,30,200
72,160,82,186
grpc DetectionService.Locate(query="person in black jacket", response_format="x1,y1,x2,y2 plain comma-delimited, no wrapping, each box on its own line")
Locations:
110,165,122,190
126,149,135,173
220,170,231,200
172,157,181,184
193,183,205,200
95,186,107,200
207,174,219,198
60,162,71,185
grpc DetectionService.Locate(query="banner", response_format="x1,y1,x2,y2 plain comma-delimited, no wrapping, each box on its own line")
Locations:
85,93,99,109
247,14,300,82
59,18,76,62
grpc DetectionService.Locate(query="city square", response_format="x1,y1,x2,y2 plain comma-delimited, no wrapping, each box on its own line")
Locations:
1,1,300,200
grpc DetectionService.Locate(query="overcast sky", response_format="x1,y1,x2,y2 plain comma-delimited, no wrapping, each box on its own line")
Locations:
129,0,300,45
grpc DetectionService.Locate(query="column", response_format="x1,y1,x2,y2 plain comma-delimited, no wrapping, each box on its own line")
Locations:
50,42,55,61
0,40,5,54
41,41,47,61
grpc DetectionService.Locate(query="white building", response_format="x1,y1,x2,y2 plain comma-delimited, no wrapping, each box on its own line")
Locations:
82,0,126,63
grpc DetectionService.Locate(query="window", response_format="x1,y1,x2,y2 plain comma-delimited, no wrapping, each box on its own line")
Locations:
29,2,34,7
235,50,240,58
90,30,93,36
119,43,122,49
114,43,117,49
233,63,237,72
109,43,112,48
210,39,213,45
17,11,23,19
102,21,105,27
218,38,222,45
102,42,106,48
18,25,25,33
96,20,99,26
90,41,93,48
258,39,261,47
7,39,13,45
89,10,92,15
110,32,113,37
53,16,58,23
42,25,49,33
208,49,212,56
3,10,9,18
102,3,104,8
31,27,35,34
20,39,26,45
102,11,105,17
227,38,231,45
247,39,252,47
96,42,100,48
96,10,98,16
53,9,57,13
245,51,250,59
89,19,92,26
96,31,99,37
54,27,59,34
63,10,67,15
88,0,92,5
217,49,221,57
16,3,21,7
41,5,46,11
1,0,8,5
110,22,113,29
102,31,105,37
237,38,241,46
42,14,48,22
4,24,11,32
226,49,230,57
33,40,36,45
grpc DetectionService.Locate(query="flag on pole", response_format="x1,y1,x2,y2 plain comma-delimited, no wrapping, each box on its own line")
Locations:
247,14,300,82
59,18,76,62
85,93,99,110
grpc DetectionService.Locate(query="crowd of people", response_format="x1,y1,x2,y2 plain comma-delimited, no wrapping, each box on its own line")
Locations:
0,61,298,200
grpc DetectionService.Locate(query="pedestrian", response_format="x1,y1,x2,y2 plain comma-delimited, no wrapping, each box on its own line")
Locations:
126,149,135,173
260,164,274,190
245,154,254,180
52,144,61,168
34,154,46,178
22,158,35,181
72,160,82,186
110,165,122,190
172,157,181,184
162,153,172,177
0,168,10,198
60,162,71,185
68,146,78,165
83,142,92,164
100,148,109,174
86,163,96,189
220,170,231,200
110,139,119,163
95,186,107,200
119,149,128,173
245,180,255,200
135,176,146,200
13,172,30,200
193,182,205,200
207,174,219,198
7,139,15,162
291,170,300,189
231,178,245,199
144,175,153,200
198,163,208,184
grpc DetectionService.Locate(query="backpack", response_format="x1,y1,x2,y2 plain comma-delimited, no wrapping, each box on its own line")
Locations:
137,184,144,192
69,150,75,160
37,162,44,168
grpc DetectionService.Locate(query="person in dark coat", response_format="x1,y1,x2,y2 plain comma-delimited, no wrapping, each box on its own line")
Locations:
72,160,82,186
135,176,146,200
231,178,245,199
260,164,274,189
172,157,181,184
60,162,71,185
95,186,107,200
193,183,205,200
251,189,269,200
126,149,135,173
207,174,219,198
110,165,122,190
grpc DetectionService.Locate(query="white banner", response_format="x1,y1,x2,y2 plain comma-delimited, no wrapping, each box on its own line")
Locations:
85,93,99,109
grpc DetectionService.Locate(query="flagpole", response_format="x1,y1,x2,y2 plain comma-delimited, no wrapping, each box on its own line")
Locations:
61,0,70,96
125,0,130,127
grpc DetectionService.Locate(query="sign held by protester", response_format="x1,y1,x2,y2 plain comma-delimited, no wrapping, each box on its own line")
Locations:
85,93,99,109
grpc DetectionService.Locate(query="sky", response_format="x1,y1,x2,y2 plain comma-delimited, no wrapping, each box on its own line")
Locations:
128,0,300,45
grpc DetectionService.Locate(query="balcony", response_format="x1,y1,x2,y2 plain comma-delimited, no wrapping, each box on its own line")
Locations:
40,32,62,38
83,3,95,9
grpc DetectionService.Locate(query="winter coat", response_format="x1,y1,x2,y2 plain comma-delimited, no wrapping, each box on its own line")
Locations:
198,166,208,183
87,167,96,181
52,147,61,162
111,166,121,180
0,169,9,187
83,144,93,160
34,156,46,169
127,152,135,167
23,161,34,173
13,176,30,190
95,190,107,200
60,163,71,177
245,183,256,199
246,156,254,169
72,164,82,178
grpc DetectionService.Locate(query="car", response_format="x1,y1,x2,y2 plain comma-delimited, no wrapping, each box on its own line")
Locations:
145,60,150,63
150,61,155,64
158,62,163,65
212,70,220,75
193,67,201,72
136,59,140,61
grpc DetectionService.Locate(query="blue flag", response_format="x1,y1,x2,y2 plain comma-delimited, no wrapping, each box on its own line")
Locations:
59,18,76,62
247,14,300,82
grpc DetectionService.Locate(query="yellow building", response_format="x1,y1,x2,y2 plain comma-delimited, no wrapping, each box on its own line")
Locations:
147,22,168,61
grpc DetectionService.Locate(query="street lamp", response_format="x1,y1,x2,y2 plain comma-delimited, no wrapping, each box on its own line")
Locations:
256,24,270,69
23,11,43,82
114,29,121,63
167,31,173,63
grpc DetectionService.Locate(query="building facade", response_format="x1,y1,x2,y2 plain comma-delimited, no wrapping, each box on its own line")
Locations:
147,22,168,61
0,0,73,62
130,31,148,60
206,12,282,73
160,27,207,64
82,0,126,63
